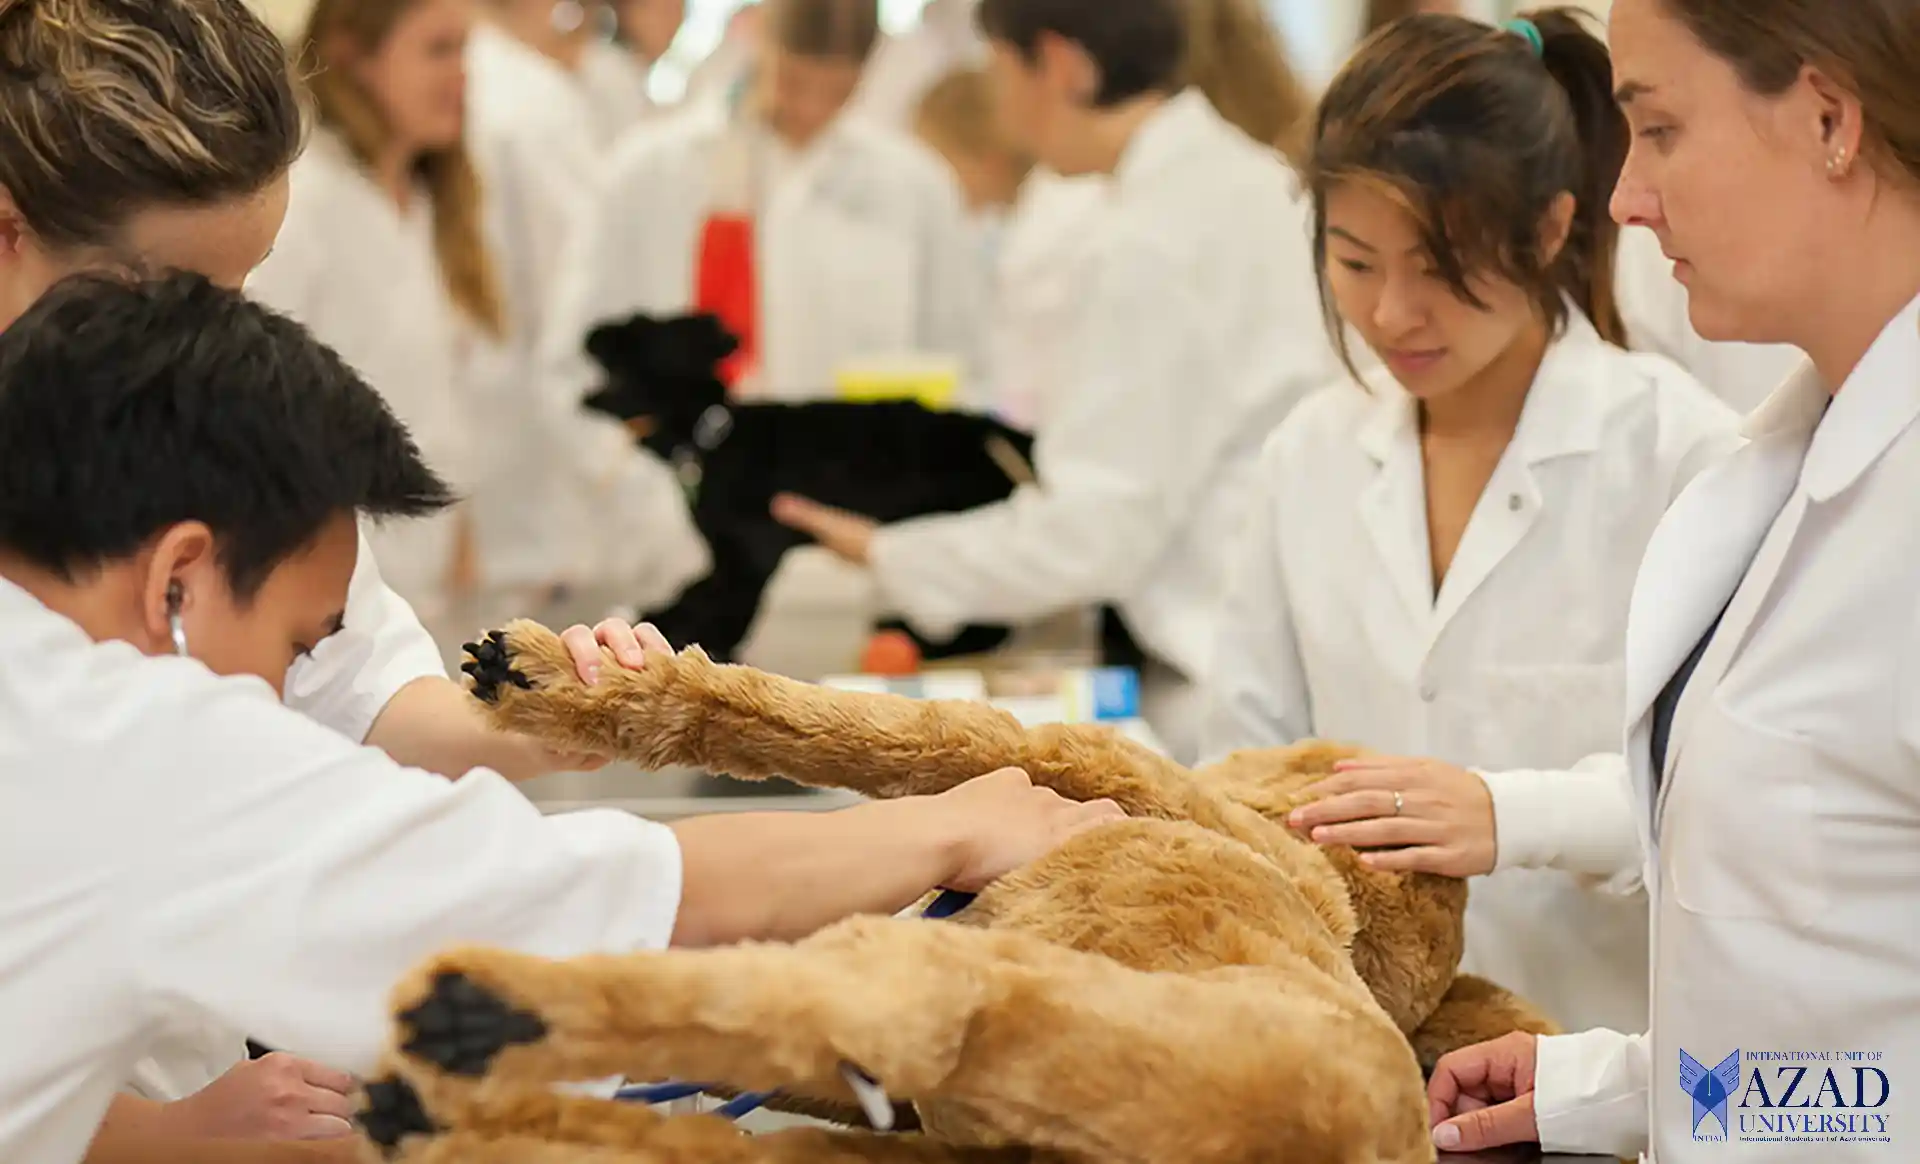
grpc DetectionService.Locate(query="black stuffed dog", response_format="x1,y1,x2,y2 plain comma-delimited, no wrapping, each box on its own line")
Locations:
582,311,1045,664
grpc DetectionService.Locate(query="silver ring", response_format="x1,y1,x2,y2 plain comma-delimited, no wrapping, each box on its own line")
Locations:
1392,790,1404,816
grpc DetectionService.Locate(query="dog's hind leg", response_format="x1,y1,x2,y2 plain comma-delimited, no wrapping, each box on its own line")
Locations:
382,915,1434,1164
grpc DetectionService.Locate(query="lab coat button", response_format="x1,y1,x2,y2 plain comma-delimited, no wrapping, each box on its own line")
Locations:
1419,682,1437,702
1508,493,1524,512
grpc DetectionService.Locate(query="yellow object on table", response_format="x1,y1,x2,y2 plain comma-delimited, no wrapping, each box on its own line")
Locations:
834,354,962,409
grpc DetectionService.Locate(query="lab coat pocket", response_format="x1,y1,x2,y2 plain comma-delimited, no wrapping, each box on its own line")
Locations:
1665,698,1827,925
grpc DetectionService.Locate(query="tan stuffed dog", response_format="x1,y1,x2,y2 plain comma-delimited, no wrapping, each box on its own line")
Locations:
354,621,1557,1164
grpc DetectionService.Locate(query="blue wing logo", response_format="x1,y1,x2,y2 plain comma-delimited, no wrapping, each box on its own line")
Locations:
1679,1049,1741,1138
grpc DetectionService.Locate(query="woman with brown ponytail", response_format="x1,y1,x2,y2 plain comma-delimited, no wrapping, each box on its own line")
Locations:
251,0,709,634
1199,8,1743,1041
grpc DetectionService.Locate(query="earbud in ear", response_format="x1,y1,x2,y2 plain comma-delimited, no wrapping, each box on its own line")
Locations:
166,579,184,616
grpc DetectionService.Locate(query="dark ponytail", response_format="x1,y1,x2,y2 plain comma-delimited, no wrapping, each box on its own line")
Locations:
1305,5,1631,369
1530,6,1629,345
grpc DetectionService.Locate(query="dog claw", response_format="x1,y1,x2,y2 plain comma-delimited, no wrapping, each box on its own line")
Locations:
841,1062,894,1131
355,1075,438,1155
460,630,532,704
398,972,548,1077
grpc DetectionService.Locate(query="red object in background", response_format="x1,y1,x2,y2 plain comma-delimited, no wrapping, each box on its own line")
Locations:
861,629,923,677
694,213,758,392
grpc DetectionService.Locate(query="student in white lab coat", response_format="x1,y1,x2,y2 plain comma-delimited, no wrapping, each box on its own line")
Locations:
250,0,501,621
1198,9,1741,1039
0,0,700,1149
254,0,705,626
1425,1,1920,1159
771,0,1337,762
0,271,1122,1164
540,0,986,406
958,0,1314,433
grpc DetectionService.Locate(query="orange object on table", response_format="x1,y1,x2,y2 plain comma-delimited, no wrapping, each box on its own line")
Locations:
694,213,757,392
860,629,923,676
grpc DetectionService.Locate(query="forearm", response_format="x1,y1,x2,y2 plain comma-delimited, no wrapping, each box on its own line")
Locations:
668,798,960,947
87,1098,358,1164
1479,752,1644,890
364,675,551,783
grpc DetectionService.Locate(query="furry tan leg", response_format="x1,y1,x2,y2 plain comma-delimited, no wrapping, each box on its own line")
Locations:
357,1072,1035,1164
461,621,1288,858
1405,973,1561,1073
389,1127,1053,1164
462,621,1180,805
385,915,1435,1164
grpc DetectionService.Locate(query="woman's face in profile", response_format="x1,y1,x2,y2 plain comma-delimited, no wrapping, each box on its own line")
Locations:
1607,0,1841,347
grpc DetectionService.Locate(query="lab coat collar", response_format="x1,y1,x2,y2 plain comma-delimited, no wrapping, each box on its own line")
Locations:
1111,88,1220,192
1355,306,1612,467
1790,290,1920,502
1351,307,1612,642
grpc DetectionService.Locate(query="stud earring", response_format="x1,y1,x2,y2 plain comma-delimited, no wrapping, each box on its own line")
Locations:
1828,146,1851,179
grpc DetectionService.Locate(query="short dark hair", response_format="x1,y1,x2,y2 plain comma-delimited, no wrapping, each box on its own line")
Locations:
0,271,453,600
976,0,1186,106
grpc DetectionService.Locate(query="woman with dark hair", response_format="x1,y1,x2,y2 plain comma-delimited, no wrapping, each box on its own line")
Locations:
1199,8,1741,1040
1427,0,1920,1157
0,272,1118,1164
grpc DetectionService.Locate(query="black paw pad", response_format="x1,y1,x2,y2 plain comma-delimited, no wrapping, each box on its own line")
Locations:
460,630,532,705
397,971,548,1077
354,1075,437,1155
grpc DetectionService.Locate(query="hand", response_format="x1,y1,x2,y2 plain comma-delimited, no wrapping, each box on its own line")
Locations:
1427,1032,1541,1152
560,616,674,685
168,1052,357,1141
934,767,1125,892
521,618,676,773
1287,755,1496,877
770,493,877,565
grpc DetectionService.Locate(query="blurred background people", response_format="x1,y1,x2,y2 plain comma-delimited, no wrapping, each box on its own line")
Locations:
539,0,986,407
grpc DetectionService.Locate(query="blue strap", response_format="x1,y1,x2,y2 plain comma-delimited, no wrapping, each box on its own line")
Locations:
615,894,973,1118
921,889,976,918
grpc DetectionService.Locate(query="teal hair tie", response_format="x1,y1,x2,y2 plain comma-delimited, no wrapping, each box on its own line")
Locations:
1503,17,1545,57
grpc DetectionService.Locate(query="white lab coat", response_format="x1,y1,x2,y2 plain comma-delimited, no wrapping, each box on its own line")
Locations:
867,90,1340,763
579,38,658,140
1198,309,1743,1036
0,574,682,1163
538,96,988,406
466,25,714,602
122,527,455,1101
1531,294,1920,1161
465,21,603,344
981,169,1109,431
1615,225,1805,415
245,131,502,612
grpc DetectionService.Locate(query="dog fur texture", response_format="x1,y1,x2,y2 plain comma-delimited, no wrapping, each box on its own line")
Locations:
355,621,1561,1164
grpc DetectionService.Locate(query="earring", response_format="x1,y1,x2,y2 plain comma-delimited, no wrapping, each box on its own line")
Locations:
166,581,189,658
1827,146,1851,179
